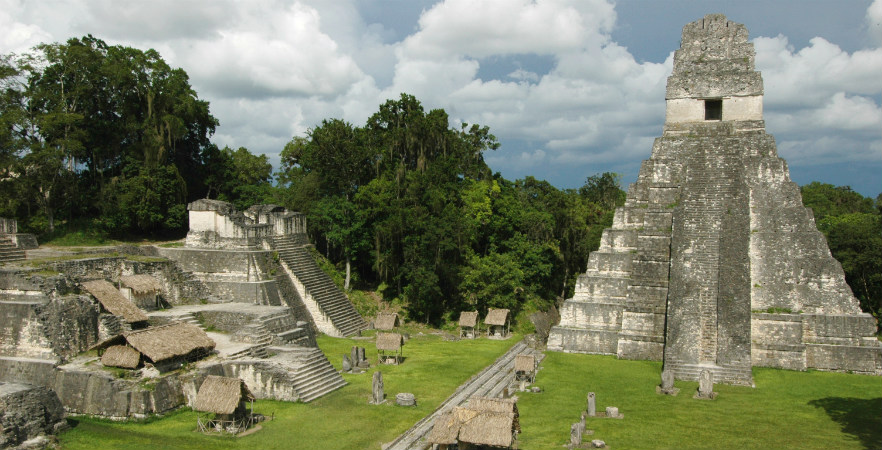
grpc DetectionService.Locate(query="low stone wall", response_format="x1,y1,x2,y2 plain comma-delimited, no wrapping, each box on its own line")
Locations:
200,280,282,305
751,313,882,374
0,357,192,419
0,296,99,362
0,382,65,448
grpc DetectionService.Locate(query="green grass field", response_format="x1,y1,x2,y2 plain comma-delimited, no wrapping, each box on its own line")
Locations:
58,333,881,450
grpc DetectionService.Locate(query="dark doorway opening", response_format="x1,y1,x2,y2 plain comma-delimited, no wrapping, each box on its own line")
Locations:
705,99,722,120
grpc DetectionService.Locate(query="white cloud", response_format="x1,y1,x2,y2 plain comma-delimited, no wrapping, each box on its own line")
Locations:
868,0,882,44
1,0,879,194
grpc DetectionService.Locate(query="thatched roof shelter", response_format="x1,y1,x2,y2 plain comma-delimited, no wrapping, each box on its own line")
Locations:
426,410,460,445
485,308,510,326
459,311,479,327
81,279,148,323
376,332,404,351
119,274,162,294
124,322,215,364
374,313,400,330
427,397,520,448
458,410,517,447
515,354,535,373
100,345,140,369
193,376,254,415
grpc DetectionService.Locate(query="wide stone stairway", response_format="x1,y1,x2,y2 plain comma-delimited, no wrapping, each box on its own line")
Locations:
0,237,25,263
271,234,367,337
385,339,544,450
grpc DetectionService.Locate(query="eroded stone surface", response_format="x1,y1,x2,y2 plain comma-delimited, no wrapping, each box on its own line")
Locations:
548,14,881,383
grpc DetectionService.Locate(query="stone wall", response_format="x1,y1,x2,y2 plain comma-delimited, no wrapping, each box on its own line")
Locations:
0,382,65,448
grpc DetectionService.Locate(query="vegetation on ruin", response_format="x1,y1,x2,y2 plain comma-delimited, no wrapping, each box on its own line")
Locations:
57,335,881,450
4,36,880,330
59,332,516,450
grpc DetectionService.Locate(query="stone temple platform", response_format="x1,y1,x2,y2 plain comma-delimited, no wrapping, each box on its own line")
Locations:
548,14,881,385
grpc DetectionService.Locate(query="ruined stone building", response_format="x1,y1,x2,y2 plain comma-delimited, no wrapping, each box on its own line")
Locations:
548,15,881,385
0,199,365,419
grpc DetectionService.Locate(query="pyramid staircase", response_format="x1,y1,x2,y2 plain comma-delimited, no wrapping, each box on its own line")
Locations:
0,237,25,263
271,234,366,337
269,346,348,402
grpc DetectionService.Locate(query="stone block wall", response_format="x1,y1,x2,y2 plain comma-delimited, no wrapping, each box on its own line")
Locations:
0,383,65,448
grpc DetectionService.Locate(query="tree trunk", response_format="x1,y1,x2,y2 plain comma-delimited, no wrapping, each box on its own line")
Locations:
344,255,351,291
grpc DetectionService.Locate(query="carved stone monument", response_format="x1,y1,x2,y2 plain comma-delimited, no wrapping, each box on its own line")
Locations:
570,422,583,447
656,369,680,395
694,369,717,400
586,392,596,417
370,371,385,404
548,14,882,384
342,354,352,372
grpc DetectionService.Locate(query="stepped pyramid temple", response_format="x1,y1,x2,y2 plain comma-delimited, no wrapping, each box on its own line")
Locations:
548,14,881,385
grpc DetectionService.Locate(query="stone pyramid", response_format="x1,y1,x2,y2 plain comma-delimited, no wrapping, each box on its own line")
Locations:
547,14,881,385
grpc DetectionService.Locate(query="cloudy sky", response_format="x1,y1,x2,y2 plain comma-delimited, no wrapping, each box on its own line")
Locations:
2,0,880,196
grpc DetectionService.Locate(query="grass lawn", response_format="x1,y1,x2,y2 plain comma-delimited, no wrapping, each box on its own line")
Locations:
57,334,881,450
518,352,882,450
58,331,515,450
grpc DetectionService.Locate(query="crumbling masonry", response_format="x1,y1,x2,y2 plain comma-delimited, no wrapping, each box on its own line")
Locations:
548,14,882,384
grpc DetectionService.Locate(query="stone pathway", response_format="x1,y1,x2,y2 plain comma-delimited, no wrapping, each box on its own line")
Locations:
384,338,544,450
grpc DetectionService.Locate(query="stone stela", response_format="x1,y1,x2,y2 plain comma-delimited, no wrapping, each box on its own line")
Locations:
547,13,882,385
370,371,385,405
694,369,718,400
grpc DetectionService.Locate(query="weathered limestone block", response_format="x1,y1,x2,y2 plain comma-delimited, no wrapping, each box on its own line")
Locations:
0,383,65,448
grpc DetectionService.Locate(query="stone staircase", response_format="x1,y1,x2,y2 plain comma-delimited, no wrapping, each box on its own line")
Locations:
386,339,544,450
270,346,348,402
666,362,754,386
0,237,26,263
271,235,366,337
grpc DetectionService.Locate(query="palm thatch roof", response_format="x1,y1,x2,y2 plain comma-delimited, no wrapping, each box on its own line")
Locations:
468,396,519,415
376,332,404,351
459,311,479,327
515,354,535,373
427,403,518,448
426,411,460,445
81,280,148,323
374,313,400,330
193,375,254,415
124,322,215,363
119,274,162,294
459,410,517,447
101,345,140,369
485,308,510,326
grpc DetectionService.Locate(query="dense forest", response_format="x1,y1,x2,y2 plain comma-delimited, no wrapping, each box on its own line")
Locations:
1,37,879,329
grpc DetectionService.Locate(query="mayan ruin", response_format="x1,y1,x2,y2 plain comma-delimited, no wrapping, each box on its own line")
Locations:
548,14,882,385
1,5,880,450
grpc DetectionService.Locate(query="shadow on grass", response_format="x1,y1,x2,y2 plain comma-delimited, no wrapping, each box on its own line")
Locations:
808,397,882,450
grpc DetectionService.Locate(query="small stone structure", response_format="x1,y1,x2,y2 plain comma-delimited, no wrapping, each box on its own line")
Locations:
119,274,163,310
548,14,882,384
586,392,596,417
370,371,385,404
694,369,717,400
459,311,479,339
186,199,305,249
395,392,415,407
485,308,510,338
656,369,680,396
0,382,66,448
427,396,520,450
